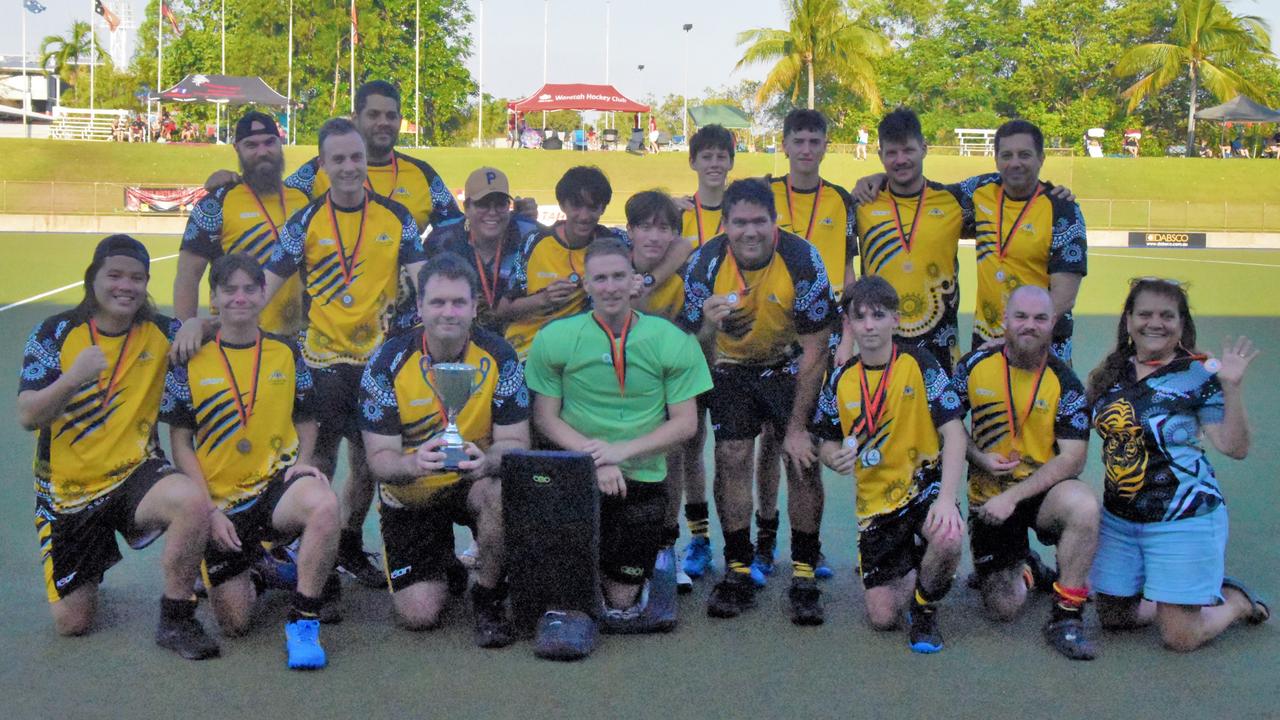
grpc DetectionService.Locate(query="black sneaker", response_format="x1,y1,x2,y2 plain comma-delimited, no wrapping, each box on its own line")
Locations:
472,588,515,649
319,573,343,624
788,578,825,626
908,606,944,654
1025,550,1058,593
1043,616,1096,660
156,615,221,660
336,547,386,589
707,573,756,618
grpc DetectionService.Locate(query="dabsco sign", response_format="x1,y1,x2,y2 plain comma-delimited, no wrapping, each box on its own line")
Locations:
1128,231,1207,249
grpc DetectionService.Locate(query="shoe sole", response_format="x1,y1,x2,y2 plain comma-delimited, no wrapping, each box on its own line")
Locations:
910,640,943,654
791,615,824,626
336,565,387,589
676,582,693,595
157,639,220,661
287,658,327,670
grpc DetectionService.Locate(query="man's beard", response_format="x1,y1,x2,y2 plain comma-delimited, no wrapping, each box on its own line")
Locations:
240,155,284,194
366,134,395,160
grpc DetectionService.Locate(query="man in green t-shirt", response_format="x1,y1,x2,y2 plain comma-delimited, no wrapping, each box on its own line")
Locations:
525,237,713,619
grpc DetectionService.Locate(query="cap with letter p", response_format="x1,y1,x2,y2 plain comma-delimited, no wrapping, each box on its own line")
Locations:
465,167,511,203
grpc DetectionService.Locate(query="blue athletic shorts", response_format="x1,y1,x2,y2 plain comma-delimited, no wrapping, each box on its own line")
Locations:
1089,505,1228,606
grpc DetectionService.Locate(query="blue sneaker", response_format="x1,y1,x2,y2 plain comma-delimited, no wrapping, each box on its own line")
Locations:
681,537,714,578
907,607,943,654
814,553,834,580
285,618,327,670
749,552,775,587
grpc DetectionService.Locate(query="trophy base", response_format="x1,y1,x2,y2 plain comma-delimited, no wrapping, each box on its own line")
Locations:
441,444,470,471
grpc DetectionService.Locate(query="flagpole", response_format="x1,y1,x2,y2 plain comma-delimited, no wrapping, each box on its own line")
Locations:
604,0,610,130
541,0,548,130
21,5,28,136
477,0,483,148
89,0,96,116
349,0,355,115
287,0,294,145
218,0,225,141
414,0,420,148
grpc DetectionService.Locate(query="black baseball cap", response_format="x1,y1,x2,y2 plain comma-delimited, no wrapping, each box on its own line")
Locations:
234,111,280,143
93,234,150,273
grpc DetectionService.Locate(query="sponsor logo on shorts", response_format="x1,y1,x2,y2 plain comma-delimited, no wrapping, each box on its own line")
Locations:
620,565,643,577
532,474,551,485
390,565,411,579
55,571,77,588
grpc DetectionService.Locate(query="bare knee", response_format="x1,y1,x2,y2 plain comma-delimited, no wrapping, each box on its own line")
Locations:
306,487,340,531
52,605,93,636
1159,623,1204,653
981,573,1026,621
394,584,447,631
864,587,904,631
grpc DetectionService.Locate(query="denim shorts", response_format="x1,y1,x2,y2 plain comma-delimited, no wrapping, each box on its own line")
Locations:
1089,505,1228,606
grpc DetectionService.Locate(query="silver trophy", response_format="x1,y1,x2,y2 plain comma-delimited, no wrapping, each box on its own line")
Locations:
431,363,478,470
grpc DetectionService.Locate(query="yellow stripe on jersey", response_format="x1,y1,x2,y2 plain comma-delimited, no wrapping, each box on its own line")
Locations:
770,175,855,297
35,319,171,513
210,184,309,335
179,337,302,509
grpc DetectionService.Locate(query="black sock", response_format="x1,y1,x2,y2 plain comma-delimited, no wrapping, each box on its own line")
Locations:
663,524,681,547
685,502,710,538
914,577,951,610
791,530,820,579
723,527,754,570
289,591,325,622
322,572,342,601
472,581,508,605
160,596,196,622
338,528,363,559
755,512,780,554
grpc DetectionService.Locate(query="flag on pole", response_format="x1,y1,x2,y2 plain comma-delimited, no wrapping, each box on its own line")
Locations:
23,0,46,13
161,1,182,34
94,0,121,31
350,1,360,46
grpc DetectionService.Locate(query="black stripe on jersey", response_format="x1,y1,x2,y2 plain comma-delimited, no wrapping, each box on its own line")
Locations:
860,220,905,272
403,413,444,448
69,403,121,445
970,400,1011,447
228,223,274,262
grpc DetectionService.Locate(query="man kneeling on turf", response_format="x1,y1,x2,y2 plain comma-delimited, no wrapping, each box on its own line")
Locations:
360,253,528,647
163,254,339,669
526,238,712,624
813,277,967,649
952,285,1100,660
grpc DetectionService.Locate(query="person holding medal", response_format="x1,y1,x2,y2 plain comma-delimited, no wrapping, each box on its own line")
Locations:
251,117,426,591
175,111,311,339
1086,278,1269,652
812,276,966,649
952,285,1100,660
526,237,711,624
18,235,220,660
360,253,529,645
679,179,837,623
162,254,339,670
424,167,539,335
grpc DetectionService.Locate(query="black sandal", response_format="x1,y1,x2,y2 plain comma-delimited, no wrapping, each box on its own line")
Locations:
1222,576,1271,624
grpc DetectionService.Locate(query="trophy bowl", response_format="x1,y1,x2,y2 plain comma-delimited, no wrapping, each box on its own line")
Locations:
431,362,478,470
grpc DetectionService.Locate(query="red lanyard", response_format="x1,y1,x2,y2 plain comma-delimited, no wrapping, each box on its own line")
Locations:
86,319,135,407
245,184,287,243
889,184,928,254
470,231,505,308
995,183,1043,260
855,345,898,437
592,311,634,396
213,330,263,431
364,154,399,195
693,193,722,245
722,228,779,297
326,193,368,287
1137,345,1209,368
1001,349,1047,445
785,176,823,241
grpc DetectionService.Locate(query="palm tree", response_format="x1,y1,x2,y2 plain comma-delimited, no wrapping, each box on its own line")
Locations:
1114,0,1273,154
39,21,109,88
735,0,889,110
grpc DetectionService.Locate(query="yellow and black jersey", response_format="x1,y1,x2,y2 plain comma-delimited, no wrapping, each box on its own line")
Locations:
20,311,179,513
267,191,424,367
285,151,463,232
953,346,1091,504
182,182,311,336
855,179,969,370
812,344,964,525
423,217,541,335
960,173,1087,352
161,333,316,509
768,175,856,297
681,198,723,249
678,230,836,367
638,263,686,322
358,327,529,507
503,222,630,359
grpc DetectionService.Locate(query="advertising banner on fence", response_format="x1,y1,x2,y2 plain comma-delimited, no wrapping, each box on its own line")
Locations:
123,186,207,213
1127,231,1208,249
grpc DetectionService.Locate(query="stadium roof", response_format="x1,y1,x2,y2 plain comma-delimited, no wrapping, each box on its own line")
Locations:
508,83,649,113
688,104,752,130
1195,95,1280,123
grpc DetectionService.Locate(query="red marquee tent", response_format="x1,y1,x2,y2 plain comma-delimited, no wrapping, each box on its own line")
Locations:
508,83,649,113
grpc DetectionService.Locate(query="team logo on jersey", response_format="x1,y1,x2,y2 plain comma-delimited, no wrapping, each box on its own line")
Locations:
395,187,409,196
1021,223,1034,234
929,208,944,217
375,233,393,245
1095,398,1147,499
137,350,154,363
268,370,287,385
1034,398,1049,411
820,217,833,226
903,385,915,396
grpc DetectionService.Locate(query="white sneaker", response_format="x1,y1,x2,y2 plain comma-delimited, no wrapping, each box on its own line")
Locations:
676,569,694,594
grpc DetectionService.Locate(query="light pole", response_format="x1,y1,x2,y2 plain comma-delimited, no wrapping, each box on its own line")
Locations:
542,0,549,130
682,23,692,141
637,64,644,132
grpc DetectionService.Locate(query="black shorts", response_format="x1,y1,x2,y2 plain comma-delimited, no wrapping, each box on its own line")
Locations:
600,481,667,585
203,475,296,588
312,363,364,445
706,364,796,441
969,491,1059,577
380,481,475,592
35,457,178,603
858,483,940,589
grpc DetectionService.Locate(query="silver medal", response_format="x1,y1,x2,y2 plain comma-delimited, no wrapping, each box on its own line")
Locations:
341,293,355,307
568,273,581,284
861,448,881,467
995,269,1006,282
1204,358,1221,373
726,292,740,306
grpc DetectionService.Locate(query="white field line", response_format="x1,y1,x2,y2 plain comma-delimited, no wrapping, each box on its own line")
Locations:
1089,251,1280,269
0,253,179,313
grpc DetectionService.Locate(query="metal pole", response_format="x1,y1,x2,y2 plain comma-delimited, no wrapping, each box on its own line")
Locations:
682,24,692,141
21,7,29,136
90,2,96,115
477,0,483,148
350,0,356,114
287,0,294,144
219,0,225,140
604,1,610,130
414,0,420,148
542,0,548,130
157,0,163,96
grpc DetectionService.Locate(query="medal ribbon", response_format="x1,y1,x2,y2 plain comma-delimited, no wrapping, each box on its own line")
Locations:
86,319,136,407
722,228,779,297
693,193,723,245
995,183,1043,260
889,184,928,255
786,176,823,241
1000,348,1047,447
470,230,505,309
592,310,634,396
245,184,288,244
326,192,368,288
1137,345,1209,368
214,330,263,433
364,154,399,195
854,345,898,437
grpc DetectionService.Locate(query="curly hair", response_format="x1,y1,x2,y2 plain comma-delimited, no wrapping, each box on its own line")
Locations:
1085,278,1198,403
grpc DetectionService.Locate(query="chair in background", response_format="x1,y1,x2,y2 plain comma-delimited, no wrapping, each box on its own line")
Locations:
602,129,619,151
